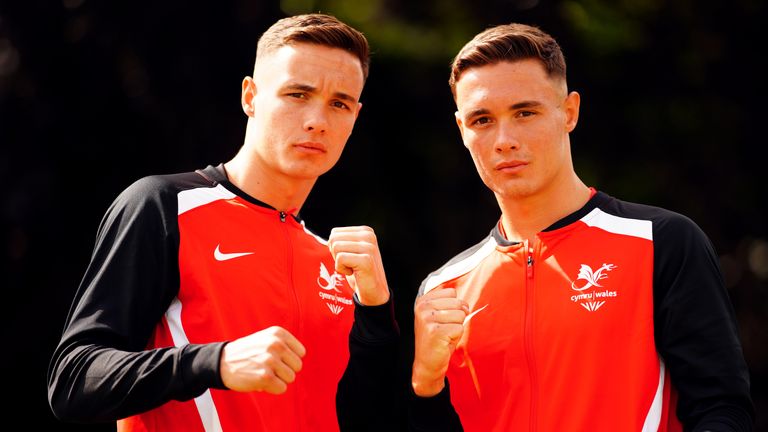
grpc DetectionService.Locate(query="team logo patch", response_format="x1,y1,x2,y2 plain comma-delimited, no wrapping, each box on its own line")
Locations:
569,263,618,312
316,262,352,315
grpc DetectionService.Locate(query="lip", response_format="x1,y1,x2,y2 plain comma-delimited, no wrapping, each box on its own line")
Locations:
495,160,528,173
293,142,327,154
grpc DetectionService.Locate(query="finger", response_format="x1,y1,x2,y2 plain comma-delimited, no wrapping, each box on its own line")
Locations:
329,240,373,257
420,297,466,311
436,323,465,341
271,357,298,384
422,287,459,300
428,309,467,324
270,327,307,358
263,374,289,394
333,251,372,274
280,347,304,373
426,297,465,309
330,225,374,235
329,227,378,246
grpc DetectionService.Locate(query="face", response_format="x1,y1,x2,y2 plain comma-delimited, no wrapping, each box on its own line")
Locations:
454,58,580,200
241,43,364,181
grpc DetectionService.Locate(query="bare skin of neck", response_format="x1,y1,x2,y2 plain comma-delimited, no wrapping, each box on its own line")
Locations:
223,152,316,214
497,174,591,243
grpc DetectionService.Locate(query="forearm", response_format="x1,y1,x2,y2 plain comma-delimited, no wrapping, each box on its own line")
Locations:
689,404,755,432
337,295,401,431
48,341,226,422
408,381,463,432
654,215,754,430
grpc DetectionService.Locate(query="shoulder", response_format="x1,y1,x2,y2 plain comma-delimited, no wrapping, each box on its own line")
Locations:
417,232,497,296
116,169,214,207
595,193,707,243
102,169,216,229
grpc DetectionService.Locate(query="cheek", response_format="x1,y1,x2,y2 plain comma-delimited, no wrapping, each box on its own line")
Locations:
467,137,494,164
466,143,494,176
332,114,357,139
261,104,293,129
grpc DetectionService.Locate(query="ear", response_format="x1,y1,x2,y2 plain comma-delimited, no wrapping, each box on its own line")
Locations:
564,90,580,133
241,77,256,117
455,111,468,148
354,102,363,120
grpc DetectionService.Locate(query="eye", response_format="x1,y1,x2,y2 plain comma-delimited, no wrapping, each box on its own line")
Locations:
516,110,536,118
332,100,350,110
287,93,307,99
470,116,493,126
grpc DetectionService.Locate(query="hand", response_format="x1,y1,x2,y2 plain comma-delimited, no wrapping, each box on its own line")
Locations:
220,326,306,394
412,288,468,397
328,226,390,306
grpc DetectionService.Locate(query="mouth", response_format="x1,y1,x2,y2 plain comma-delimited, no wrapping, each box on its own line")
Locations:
293,142,327,154
495,160,528,173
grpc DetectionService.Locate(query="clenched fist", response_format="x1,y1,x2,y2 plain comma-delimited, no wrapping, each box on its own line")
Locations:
220,326,306,394
412,288,468,397
328,225,390,306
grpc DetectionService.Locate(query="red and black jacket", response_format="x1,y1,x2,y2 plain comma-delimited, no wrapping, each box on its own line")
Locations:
47,164,399,431
410,191,753,432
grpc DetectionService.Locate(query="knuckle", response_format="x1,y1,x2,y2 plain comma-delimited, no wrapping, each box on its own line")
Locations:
270,340,287,354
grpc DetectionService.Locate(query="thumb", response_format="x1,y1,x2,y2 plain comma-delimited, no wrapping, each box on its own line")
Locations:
344,273,358,293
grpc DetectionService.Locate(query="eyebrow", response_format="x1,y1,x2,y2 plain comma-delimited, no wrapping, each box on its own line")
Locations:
510,100,543,110
284,83,358,103
464,100,543,120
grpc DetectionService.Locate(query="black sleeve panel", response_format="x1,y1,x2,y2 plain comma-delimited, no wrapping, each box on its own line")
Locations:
415,231,497,299
406,268,466,431
47,173,227,423
407,380,463,432
651,209,755,431
337,294,402,431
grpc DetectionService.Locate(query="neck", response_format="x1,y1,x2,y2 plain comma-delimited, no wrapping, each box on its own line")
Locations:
497,175,591,242
223,153,315,214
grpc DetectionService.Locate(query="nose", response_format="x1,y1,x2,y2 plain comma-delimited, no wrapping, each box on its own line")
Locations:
494,124,519,153
303,105,328,133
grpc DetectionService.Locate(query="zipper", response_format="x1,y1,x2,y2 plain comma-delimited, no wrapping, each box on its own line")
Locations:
278,210,302,430
524,240,538,432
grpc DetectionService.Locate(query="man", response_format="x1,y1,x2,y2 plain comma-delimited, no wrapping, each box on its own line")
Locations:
409,23,754,431
47,13,399,432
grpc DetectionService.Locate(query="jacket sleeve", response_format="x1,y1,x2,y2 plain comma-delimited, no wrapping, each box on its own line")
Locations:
336,293,403,431
46,176,227,423
405,280,463,432
653,212,755,431
408,381,463,432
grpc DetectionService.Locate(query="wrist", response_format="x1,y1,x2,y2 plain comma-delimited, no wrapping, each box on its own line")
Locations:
356,288,390,306
411,363,446,397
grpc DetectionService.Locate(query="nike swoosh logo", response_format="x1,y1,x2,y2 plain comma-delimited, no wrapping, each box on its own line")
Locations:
214,244,254,261
463,304,488,325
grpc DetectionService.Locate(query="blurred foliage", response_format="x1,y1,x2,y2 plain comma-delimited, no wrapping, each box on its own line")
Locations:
281,0,481,62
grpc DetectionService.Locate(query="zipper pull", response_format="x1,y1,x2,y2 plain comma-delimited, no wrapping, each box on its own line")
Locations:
279,211,287,223
527,254,534,278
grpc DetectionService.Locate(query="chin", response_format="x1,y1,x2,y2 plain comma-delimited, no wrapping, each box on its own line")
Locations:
285,164,334,180
495,182,539,199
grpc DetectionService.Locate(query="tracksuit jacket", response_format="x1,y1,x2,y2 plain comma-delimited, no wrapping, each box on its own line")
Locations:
47,164,400,431
409,190,754,432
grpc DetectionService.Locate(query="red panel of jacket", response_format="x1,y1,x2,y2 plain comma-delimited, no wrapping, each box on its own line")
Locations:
119,188,355,431
424,213,682,431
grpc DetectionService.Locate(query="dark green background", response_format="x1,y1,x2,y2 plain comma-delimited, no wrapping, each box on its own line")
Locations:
1,0,765,430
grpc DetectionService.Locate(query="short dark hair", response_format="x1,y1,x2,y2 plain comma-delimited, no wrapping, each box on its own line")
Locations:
257,13,370,80
449,23,566,96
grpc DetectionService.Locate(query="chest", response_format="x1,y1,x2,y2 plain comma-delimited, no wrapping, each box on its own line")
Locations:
452,230,655,358
174,200,355,340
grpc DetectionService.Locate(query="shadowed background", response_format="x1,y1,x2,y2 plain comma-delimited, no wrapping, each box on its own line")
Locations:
1,0,766,430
